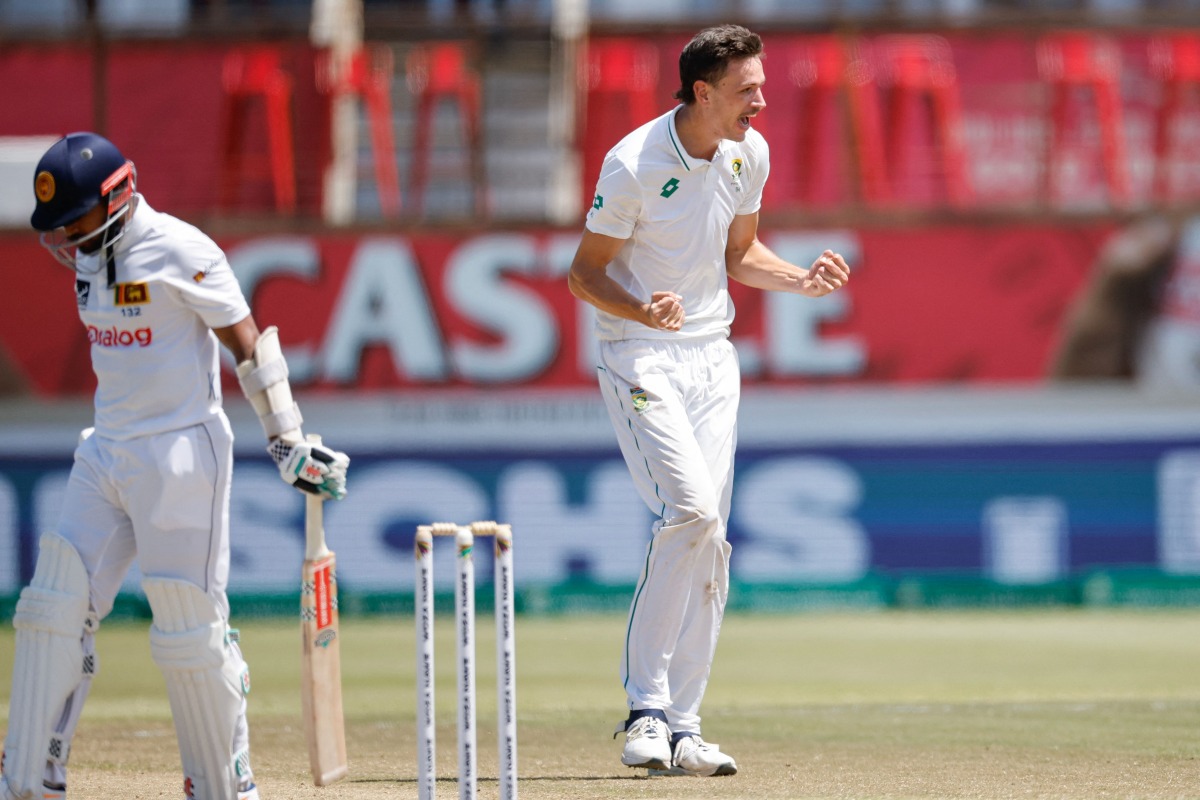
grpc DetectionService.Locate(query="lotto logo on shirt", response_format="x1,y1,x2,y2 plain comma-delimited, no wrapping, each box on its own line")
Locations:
113,282,150,306
87,325,153,348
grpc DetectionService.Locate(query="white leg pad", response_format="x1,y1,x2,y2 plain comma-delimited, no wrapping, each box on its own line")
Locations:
3,533,91,800
144,578,250,800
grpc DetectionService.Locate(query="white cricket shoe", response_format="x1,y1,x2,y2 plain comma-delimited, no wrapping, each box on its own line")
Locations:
651,735,738,777
0,775,63,800
616,715,671,770
180,782,258,800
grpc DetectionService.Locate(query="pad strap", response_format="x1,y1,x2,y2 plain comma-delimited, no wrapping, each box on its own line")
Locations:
261,406,304,441
236,356,288,397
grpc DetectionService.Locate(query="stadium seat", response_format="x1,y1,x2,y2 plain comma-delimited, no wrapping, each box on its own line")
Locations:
1036,31,1130,208
1149,33,1200,203
316,44,402,218
405,41,486,218
578,37,662,214
784,34,971,210
871,34,974,208
784,35,889,208
219,46,297,214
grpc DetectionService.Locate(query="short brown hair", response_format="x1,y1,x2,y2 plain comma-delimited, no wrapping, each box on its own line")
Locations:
674,24,765,105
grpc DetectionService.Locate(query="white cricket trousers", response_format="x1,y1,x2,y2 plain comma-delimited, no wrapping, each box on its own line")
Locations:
50,413,252,787
60,415,236,616
598,334,739,735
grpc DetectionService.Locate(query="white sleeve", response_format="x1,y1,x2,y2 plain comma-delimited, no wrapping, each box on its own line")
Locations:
584,155,641,240
164,237,252,329
738,134,770,216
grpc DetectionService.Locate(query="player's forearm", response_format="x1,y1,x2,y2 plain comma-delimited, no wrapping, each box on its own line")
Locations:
727,239,806,293
213,315,261,364
568,268,659,328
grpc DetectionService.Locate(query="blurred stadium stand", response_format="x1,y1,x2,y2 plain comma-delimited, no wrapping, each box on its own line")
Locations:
2,0,1200,225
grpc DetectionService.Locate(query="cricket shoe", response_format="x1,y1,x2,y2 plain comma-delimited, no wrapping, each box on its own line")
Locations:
180,783,257,800
0,775,64,800
614,711,671,771
649,734,738,777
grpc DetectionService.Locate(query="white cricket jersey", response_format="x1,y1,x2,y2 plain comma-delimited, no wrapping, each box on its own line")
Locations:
584,105,769,341
73,197,250,439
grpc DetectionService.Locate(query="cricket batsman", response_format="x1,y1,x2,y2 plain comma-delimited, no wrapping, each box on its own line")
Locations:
1,132,349,800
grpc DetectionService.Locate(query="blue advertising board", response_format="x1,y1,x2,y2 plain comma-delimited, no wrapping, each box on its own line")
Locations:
2,388,1199,611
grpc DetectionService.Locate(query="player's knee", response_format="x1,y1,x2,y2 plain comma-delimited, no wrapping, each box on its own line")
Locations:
666,504,723,544
143,578,245,686
14,533,90,637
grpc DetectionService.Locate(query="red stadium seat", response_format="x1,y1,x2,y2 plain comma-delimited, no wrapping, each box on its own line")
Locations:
872,35,974,209
405,41,486,218
219,46,297,214
316,44,401,218
578,37,662,214
1037,32,1130,208
785,35,889,207
1149,33,1200,204
784,34,971,210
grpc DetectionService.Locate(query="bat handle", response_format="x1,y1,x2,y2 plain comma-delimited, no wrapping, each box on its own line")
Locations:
304,432,328,558
305,431,325,509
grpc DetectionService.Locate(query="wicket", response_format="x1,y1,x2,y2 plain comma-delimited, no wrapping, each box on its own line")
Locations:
415,521,517,800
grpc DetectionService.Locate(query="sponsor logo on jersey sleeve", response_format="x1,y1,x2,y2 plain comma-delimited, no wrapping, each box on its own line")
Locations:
586,194,604,223
193,256,224,283
113,282,150,306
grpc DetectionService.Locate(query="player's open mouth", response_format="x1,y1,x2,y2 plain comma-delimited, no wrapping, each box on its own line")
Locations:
738,115,752,129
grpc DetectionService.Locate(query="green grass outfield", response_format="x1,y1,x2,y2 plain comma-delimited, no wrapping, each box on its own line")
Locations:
2,609,1199,799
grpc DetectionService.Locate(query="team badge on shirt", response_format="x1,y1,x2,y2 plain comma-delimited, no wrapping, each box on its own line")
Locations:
730,158,744,193
76,279,91,309
630,386,650,414
113,282,150,306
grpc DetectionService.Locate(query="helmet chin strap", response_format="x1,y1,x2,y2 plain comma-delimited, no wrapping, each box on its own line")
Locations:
105,242,117,288
100,204,129,287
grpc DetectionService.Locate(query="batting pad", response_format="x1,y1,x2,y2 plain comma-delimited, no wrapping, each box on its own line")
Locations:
145,578,249,800
4,533,90,799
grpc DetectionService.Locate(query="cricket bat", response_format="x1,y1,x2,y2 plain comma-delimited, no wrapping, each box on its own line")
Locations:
300,435,349,786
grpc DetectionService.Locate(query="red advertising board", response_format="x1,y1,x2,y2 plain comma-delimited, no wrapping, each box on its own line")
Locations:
0,223,1113,396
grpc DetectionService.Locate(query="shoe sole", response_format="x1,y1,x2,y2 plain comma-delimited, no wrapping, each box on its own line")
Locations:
623,757,670,771
647,762,738,777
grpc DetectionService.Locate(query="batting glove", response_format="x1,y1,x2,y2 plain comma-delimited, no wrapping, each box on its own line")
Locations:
269,439,350,500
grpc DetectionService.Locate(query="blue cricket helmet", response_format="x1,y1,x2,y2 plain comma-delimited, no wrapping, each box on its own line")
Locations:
31,132,132,232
